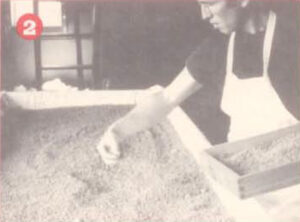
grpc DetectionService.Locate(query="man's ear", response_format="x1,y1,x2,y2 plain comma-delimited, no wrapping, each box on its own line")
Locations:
240,0,250,8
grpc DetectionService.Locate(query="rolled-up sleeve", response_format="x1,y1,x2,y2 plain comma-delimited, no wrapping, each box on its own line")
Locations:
185,34,228,86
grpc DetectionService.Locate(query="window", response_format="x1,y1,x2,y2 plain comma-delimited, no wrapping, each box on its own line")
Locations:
10,0,62,27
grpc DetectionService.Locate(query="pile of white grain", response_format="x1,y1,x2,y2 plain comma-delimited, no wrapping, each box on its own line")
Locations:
1,106,233,222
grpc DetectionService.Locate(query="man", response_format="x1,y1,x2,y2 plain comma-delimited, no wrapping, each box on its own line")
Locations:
98,0,300,165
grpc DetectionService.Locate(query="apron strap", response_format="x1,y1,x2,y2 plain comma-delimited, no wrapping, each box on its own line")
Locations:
226,32,236,75
263,11,277,76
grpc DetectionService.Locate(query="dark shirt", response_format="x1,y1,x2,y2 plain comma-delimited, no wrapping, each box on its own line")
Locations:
186,10,300,121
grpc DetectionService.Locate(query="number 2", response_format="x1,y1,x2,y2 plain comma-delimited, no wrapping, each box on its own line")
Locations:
23,20,36,36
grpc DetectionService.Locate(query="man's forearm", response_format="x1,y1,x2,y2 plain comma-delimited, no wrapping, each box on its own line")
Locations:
112,89,175,140
111,67,201,141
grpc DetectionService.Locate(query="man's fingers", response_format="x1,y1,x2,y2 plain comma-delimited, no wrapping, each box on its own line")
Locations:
101,151,119,163
98,143,119,158
97,144,120,165
104,145,121,157
98,135,120,156
101,145,120,159
97,131,121,165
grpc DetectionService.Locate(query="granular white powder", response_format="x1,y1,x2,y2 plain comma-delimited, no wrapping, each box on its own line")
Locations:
215,132,300,175
1,106,233,222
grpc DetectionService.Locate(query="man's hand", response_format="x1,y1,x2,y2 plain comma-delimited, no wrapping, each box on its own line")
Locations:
97,70,201,165
97,126,122,165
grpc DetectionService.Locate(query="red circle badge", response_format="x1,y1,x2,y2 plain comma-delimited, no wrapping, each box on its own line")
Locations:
16,14,43,40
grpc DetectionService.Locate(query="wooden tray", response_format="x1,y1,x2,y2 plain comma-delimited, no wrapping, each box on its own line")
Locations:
203,123,300,199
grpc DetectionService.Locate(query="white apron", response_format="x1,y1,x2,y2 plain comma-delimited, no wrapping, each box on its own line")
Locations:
221,11,300,222
221,11,298,142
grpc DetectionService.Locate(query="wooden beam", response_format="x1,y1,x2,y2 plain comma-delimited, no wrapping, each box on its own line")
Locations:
33,0,42,89
74,7,84,89
41,33,92,40
42,65,92,70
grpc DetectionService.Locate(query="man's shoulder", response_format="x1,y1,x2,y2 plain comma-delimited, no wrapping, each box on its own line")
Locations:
192,32,228,57
185,32,228,84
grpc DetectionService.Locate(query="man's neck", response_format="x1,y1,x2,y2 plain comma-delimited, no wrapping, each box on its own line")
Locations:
243,11,269,34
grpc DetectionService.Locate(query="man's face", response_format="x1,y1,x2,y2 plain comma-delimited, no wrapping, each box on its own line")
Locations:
197,0,243,34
